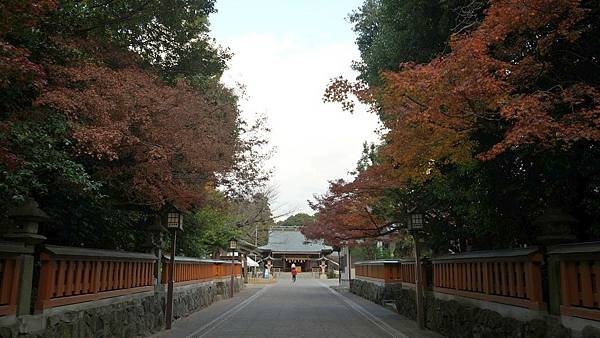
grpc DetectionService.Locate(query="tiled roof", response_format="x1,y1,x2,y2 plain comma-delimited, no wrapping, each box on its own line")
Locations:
259,229,332,253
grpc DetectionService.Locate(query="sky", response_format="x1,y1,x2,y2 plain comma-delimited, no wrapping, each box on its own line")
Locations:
210,1,380,217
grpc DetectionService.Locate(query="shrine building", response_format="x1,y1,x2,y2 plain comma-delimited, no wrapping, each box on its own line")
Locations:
259,226,333,272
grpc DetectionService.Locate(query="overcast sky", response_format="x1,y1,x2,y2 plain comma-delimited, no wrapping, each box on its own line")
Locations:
211,1,380,217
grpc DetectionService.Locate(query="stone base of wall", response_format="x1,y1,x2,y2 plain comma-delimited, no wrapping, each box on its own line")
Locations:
350,278,600,338
349,279,402,305
0,277,244,338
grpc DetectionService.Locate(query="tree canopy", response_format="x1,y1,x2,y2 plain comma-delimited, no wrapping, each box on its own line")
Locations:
0,0,271,250
305,0,600,254
277,213,316,228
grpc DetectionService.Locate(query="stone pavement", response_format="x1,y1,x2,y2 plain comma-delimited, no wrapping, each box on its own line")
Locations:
151,279,442,338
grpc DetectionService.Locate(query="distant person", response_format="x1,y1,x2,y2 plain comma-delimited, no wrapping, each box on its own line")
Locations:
291,266,297,283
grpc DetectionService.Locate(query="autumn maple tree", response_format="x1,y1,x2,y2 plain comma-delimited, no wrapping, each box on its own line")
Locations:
305,0,600,253
0,0,271,249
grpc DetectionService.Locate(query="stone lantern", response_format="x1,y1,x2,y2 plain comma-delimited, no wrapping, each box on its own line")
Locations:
3,199,47,316
4,199,48,245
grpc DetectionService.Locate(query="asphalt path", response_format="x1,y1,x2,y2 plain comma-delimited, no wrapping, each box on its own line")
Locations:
152,278,442,338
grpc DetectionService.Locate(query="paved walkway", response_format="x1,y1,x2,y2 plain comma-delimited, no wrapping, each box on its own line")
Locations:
152,279,442,338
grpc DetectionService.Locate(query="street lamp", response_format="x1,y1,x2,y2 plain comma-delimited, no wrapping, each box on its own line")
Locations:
164,205,184,330
229,237,237,298
408,209,425,329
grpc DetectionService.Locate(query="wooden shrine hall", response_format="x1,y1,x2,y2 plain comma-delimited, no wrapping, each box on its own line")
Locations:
259,226,333,272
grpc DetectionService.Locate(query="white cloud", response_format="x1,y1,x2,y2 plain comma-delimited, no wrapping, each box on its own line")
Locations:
220,33,380,215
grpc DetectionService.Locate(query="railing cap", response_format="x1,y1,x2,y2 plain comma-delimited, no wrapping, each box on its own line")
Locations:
432,246,540,262
547,241,600,256
0,240,34,255
42,245,157,261
354,259,401,265
162,255,241,265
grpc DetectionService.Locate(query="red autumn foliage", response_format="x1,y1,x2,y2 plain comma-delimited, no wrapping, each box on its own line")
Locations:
309,0,600,244
302,165,402,246
383,0,599,162
35,60,239,208
0,0,58,34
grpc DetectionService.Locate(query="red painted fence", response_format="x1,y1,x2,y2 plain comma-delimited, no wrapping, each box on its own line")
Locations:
432,247,545,310
548,242,600,321
35,245,157,310
0,242,31,317
355,259,424,285
161,256,242,286
355,248,545,310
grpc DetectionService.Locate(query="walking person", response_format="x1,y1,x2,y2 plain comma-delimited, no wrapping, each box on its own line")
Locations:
291,263,297,283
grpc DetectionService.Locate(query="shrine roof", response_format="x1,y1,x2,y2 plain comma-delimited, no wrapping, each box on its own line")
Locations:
259,227,332,253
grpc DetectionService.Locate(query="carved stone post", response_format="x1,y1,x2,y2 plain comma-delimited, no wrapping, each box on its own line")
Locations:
4,199,48,316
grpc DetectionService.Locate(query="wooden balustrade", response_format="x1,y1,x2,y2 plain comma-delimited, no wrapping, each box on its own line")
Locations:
161,256,242,286
399,259,421,285
0,241,32,317
548,242,600,321
35,245,157,311
432,247,544,310
355,259,425,286
355,260,404,284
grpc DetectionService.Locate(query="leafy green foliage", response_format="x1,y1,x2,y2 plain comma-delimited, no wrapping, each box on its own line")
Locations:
177,203,238,257
277,213,315,227
0,112,100,213
55,0,229,81
349,0,482,87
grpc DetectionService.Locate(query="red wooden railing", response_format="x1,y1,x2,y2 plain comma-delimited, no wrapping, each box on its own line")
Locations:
355,261,385,280
355,260,419,284
432,247,544,310
399,259,419,285
161,256,242,286
36,245,157,310
548,242,600,321
0,255,22,316
0,241,33,317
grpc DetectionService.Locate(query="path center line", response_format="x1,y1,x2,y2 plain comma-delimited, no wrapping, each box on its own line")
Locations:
318,282,408,338
186,285,271,338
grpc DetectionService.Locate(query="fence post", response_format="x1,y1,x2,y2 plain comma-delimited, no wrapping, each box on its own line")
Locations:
547,255,561,315
4,199,49,316
16,254,34,316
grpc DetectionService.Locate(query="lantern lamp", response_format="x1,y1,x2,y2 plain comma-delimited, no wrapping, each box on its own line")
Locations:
408,212,424,231
229,237,238,251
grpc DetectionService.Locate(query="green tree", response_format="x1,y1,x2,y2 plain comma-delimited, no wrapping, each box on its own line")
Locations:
175,192,238,257
0,0,270,251
313,0,600,253
349,0,483,87
278,213,315,227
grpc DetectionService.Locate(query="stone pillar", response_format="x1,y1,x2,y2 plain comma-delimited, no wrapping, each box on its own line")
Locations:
4,199,48,316
142,216,165,293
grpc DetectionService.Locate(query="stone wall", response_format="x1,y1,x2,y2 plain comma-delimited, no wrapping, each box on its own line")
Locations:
350,279,599,338
0,278,244,338
349,279,402,305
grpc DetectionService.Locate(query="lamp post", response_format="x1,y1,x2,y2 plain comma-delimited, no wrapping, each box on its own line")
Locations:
408,210,425,329
165,206,184,330
229,237,237,298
